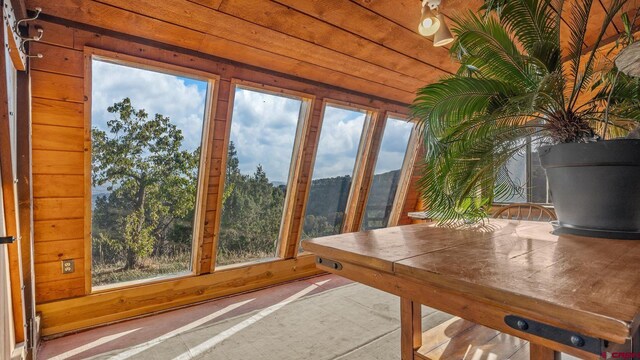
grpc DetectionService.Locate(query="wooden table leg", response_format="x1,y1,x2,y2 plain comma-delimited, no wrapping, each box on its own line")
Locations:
400,297,422,360
530,343,561,360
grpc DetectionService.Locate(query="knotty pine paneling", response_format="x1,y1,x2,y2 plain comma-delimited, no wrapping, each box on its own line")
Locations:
33,175,84,198
32,98,84,128
31,70,84,103
33,238,85,264
33,198,84,220
32,124,84,152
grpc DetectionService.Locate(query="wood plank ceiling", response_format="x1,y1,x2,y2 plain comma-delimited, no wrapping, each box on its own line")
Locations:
26,0,639,104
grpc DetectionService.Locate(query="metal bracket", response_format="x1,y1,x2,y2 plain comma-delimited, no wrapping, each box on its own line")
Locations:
316,257,343,271
0,236,16,244
505,315,603,355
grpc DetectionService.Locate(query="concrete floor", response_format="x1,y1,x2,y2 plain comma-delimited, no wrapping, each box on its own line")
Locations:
37,274,579,360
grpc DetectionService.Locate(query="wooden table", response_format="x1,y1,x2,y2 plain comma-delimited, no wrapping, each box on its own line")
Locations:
301,220,640,360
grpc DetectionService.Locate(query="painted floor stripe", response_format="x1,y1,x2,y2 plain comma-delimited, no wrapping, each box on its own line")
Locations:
172,279,331,360
49,328,140,360
107,298,255,360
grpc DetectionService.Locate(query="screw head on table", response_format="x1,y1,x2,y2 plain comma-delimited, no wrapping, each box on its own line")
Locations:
516,320,529,331
570,335,585,347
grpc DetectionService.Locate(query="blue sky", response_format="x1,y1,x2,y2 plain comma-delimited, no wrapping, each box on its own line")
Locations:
228,87,302,181
91,60,415,184
92,60,208,153
312,106,366,180
374,117,414,174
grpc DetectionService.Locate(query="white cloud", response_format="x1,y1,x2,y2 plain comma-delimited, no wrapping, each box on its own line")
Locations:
229,88,302,182
90,61,400,185
373,118,414,174
91,60,208,152
312,106,367,179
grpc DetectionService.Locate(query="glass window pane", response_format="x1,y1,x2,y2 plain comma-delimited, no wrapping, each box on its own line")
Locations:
302,104,367,239
530,139,551,203
496,145,527,203
91,59,210,287
217,87,304,267
362,117,414,230
502,155,528,203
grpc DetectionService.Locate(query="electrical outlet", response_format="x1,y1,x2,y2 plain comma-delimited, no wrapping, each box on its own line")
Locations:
62,259,75,274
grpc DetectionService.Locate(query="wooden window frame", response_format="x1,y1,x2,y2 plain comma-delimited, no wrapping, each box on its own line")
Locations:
384,114,421,227
84,47,220,292
295,99,378,250
210,79,315,271
347,112,420,231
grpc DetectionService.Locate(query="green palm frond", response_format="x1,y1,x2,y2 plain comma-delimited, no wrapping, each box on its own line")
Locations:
411,0,637,224
567,0,629,109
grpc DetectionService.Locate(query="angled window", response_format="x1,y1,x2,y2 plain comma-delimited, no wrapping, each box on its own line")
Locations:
362,116,415,230
90,57,214,288
302,103,370,239
217,84,311,267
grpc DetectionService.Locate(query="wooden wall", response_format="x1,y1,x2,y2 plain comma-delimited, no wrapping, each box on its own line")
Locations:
29,19,420,336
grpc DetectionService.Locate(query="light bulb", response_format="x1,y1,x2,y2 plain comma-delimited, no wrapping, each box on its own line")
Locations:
417,5,440,37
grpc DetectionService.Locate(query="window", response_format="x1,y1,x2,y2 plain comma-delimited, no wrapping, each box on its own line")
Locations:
497,138,551,204
90,57,214,287
302,103,370,239
530,139,552,203
498,144,528,203
362,116,415,230
217,84,311,267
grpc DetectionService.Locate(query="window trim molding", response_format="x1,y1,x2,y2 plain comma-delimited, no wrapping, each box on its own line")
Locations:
210,78,315,271
342,110,384,233
387,115,421,227
341,107,380,233
83,46,220,292
296,99,378,244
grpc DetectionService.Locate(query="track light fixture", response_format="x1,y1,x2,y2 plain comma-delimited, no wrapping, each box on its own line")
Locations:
418,0,454,47
418,2,440,36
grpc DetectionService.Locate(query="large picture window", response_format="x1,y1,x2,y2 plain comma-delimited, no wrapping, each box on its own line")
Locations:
217,84,311,267
90,57,214,288
302,103,369,238
362,116,415,230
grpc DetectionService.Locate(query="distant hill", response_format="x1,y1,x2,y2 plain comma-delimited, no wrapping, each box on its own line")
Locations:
305,169,401,222
305,175,352,224
92,184,111,208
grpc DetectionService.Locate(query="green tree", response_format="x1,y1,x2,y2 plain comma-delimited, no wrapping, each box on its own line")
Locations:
217,142,287,264
92,98,199,269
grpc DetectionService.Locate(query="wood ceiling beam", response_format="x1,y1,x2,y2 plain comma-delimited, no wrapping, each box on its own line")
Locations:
95,0,425,92
26,0,418,104
271,0,458,74
217,0,456,80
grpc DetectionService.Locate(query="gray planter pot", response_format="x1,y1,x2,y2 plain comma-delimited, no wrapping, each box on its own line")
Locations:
539,139,640,239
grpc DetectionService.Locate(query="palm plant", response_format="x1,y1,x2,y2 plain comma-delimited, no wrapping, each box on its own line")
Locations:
411,0,640,223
